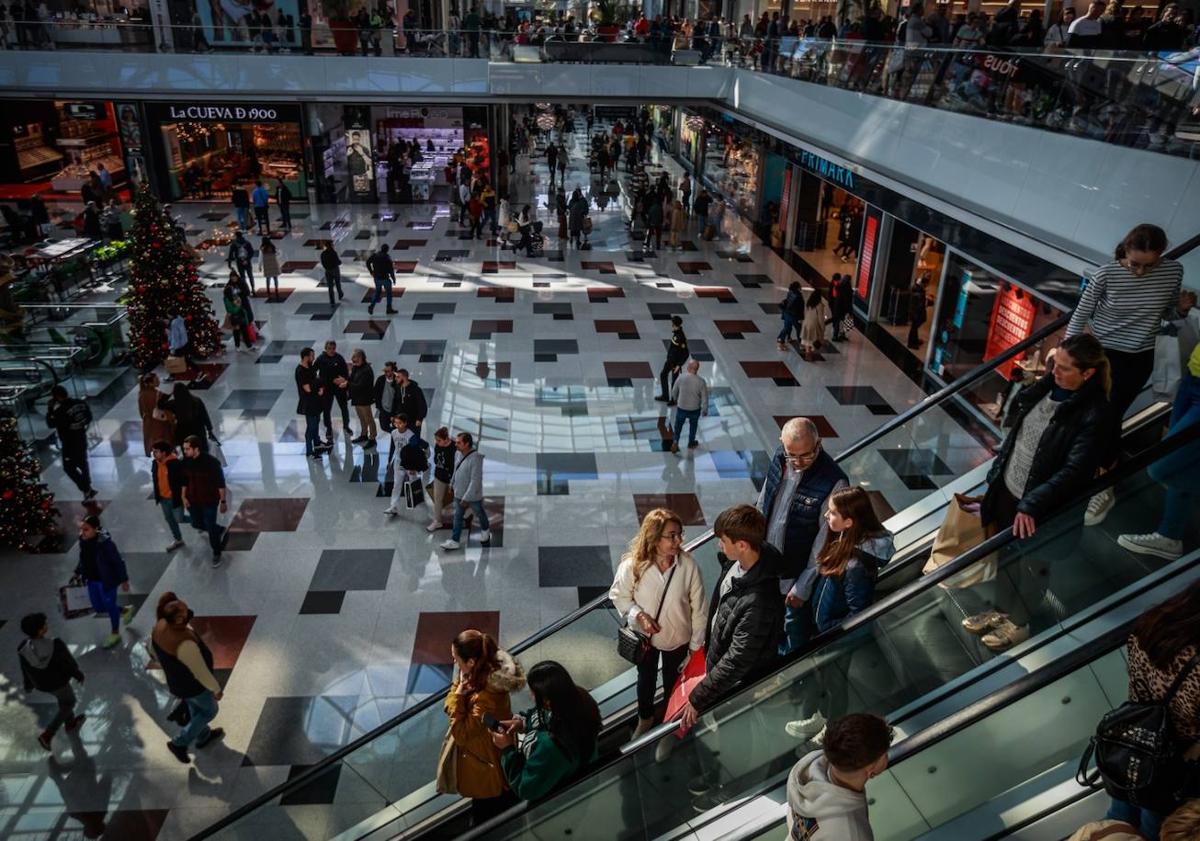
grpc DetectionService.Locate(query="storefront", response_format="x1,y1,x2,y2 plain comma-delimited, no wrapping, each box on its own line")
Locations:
878,220,947,357
702,126,761,219
0,100,131,201
929,251,1068,425
309,104,489,204
145,101,307,202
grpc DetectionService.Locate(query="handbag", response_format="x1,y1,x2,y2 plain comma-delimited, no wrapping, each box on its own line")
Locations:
404,476,425,509
922,494,997,589
616,565,677,665
435,725,459,794
59,576,91,619
1077,651,1200,813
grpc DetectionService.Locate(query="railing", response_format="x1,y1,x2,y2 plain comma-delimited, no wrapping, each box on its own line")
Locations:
3,21,1197,158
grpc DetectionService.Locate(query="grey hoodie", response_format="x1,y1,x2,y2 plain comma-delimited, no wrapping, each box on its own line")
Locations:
451,449,484,503
786,750,874,841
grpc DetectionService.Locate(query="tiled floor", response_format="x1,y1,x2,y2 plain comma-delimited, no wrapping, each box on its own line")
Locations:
0,119,993,840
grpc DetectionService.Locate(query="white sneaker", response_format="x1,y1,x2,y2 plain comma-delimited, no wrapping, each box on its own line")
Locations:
810,724,826,745
1118,531,1183,561
784,712,826,740
426,521,441,532
383,507,398,516
479,530,492,545
1084,488,1115,526
440,539,461,550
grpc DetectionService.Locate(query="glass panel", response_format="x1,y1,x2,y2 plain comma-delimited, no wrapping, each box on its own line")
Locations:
475,461,1182,840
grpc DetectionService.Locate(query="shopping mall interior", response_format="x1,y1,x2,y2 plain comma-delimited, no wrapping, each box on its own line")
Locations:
0,14,1198,841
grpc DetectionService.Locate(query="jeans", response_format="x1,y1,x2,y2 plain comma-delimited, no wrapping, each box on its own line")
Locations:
1106,798,1165,840
264,275,279,298
325,266,343,306
371,277,393,309
304,412,322,455
1152,372,1200,540
777,313,797,343
279,203,291,229
61,445,93,495
635,644,689,720
451,499,490,542
159,498,190,541
673,407,701,447
86,581,121,632
45,684,78,735
322,392,351,435
172,690,219,749
189,504,225,555
235,206,249,229
253,205,269,232
779,601,809,657
233,261,255,292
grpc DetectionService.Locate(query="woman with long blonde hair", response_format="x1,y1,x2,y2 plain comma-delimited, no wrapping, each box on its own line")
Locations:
609,508,708,739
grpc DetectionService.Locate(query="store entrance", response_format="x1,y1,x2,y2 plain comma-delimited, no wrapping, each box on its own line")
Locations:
879,220,946,360
791,177,866,285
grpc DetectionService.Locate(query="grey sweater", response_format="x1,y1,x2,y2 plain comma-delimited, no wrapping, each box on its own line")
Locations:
670,372,709,413
451,450,485,502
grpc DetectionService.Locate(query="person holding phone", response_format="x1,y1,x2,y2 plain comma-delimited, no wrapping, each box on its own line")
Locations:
442,630,526,824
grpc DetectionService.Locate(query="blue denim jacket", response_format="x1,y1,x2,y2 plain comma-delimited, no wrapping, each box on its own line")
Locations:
809,532,894,634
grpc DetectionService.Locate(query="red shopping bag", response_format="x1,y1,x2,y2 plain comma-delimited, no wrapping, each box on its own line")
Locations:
664,647,706,737
246,321,258,343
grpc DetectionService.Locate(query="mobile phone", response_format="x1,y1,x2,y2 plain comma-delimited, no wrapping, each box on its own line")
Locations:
482,712,502,732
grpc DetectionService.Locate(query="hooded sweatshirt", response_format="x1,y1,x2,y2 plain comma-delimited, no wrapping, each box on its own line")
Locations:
443,649,527,798
19,636,83,692
787,750,874,841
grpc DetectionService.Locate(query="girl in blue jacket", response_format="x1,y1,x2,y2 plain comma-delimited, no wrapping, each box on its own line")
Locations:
785,486,894,742
76,515,132,648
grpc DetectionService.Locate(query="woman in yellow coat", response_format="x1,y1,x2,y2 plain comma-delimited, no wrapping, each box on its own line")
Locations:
443,629,526,824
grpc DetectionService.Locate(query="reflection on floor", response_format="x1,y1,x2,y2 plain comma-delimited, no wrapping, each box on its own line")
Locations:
0,129,991,840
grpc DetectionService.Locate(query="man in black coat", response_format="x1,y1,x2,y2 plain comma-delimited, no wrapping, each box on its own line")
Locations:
830,273,853,342
314,340,351,442
366,244,397,316
320,243,343,308
680,504,782,725
393,368,427,444
656,315,689,404
46,385,96,500
275,179,292,231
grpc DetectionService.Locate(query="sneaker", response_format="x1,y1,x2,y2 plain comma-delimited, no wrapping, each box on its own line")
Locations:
784,712,826,739
687,441,699,449
211,553,222,569
692,789,726,814
121,605,135,625
1118,532,1183,561
166,539,185,552
981,619,1030,652
654,396,669,403
83,488,98,502
440,539,461,550
166,740,191,764
351,436,367,445
1084,488,1115,526
65,714,86,733
810,724,827,745
38,730,53,751
479,530,492,546
961,610,1006,635
670,442,680,454
196,727,225,749
362,439,376,449
426,521,441,532
386,308,399,315
685,773,714,796
367,305,375,315
631,717,655,740
383,507,398,516
102,632,121,649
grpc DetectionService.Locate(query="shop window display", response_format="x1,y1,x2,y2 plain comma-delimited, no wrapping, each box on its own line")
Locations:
702,132,760,219
0,101,128,202
790,177,867,288
880,225,946,358
373,108,489,204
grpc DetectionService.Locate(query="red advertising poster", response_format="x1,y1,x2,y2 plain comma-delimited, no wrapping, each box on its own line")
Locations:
856,212,879,301
985,285,1037,377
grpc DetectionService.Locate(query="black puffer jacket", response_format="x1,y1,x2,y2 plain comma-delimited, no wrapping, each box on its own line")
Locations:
690,544,784,712
984,373,1110,523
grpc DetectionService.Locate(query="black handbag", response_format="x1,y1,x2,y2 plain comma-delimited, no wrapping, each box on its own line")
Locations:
616,565,676,666
1077,650,1200,812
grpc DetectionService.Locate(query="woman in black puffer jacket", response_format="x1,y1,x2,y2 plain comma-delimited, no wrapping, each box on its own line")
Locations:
963,334,1111,652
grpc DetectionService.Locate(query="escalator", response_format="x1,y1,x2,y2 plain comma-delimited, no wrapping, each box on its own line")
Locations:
454,425,1200,841
188,312,1085,841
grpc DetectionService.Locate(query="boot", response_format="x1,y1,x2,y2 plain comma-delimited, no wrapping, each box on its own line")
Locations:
632,717,655,740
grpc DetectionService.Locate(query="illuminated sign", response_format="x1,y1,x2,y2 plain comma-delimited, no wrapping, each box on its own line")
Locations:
856,212,878,300
796,149,854,189
985,285,1037,378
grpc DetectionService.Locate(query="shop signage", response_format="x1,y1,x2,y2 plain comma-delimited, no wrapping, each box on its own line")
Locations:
982,54,1020,78
856,212,879,300
796,149,854,189
985,284,1037,378
149,103,300,124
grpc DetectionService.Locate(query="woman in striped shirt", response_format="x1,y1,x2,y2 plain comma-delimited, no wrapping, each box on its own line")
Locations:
1065,223,1183,525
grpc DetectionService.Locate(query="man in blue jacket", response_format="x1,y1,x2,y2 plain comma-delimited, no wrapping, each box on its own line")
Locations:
757,417,848,656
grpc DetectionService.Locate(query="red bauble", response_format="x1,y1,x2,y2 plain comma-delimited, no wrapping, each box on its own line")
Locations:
2,489,13,500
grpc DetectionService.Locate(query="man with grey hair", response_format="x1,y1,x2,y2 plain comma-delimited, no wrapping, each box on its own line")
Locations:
757,417,848,658
669,359,709,454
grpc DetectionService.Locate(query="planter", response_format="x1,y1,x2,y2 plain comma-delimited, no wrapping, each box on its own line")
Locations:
596,24,620,42
329,18,358,55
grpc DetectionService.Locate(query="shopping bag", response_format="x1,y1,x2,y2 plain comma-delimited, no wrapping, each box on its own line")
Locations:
1150,333,1182,399
404,477,425,509
164,355,187,374
59,577,92,619
923,494,997,589
246,322,259,344
839,314,855,336
664,647,707,737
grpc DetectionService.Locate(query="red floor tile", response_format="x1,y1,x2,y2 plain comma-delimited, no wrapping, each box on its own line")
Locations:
188,616,257,670
632,493,707,526
604,361,655,379
478,287,516,301
412,610,501,664
773,415,839,438
740,361,793,378
594,319,638,334
229,498,309,532
714,319,760,333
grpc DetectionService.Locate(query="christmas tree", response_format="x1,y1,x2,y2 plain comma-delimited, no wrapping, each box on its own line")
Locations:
126,185,222,371
0,416,60,551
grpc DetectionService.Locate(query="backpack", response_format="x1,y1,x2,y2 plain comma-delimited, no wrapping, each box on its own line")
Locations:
1077,650,1200,813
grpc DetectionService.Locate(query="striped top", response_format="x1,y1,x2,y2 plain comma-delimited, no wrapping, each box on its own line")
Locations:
1065,259,1183,353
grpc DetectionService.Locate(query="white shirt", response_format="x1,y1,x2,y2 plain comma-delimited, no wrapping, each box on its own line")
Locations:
1067,16,1102,37
610,550,708,652
711,560,749,637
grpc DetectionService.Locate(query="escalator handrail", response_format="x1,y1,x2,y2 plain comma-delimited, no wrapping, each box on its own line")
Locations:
188,267,1139,840
454,423,1197,841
